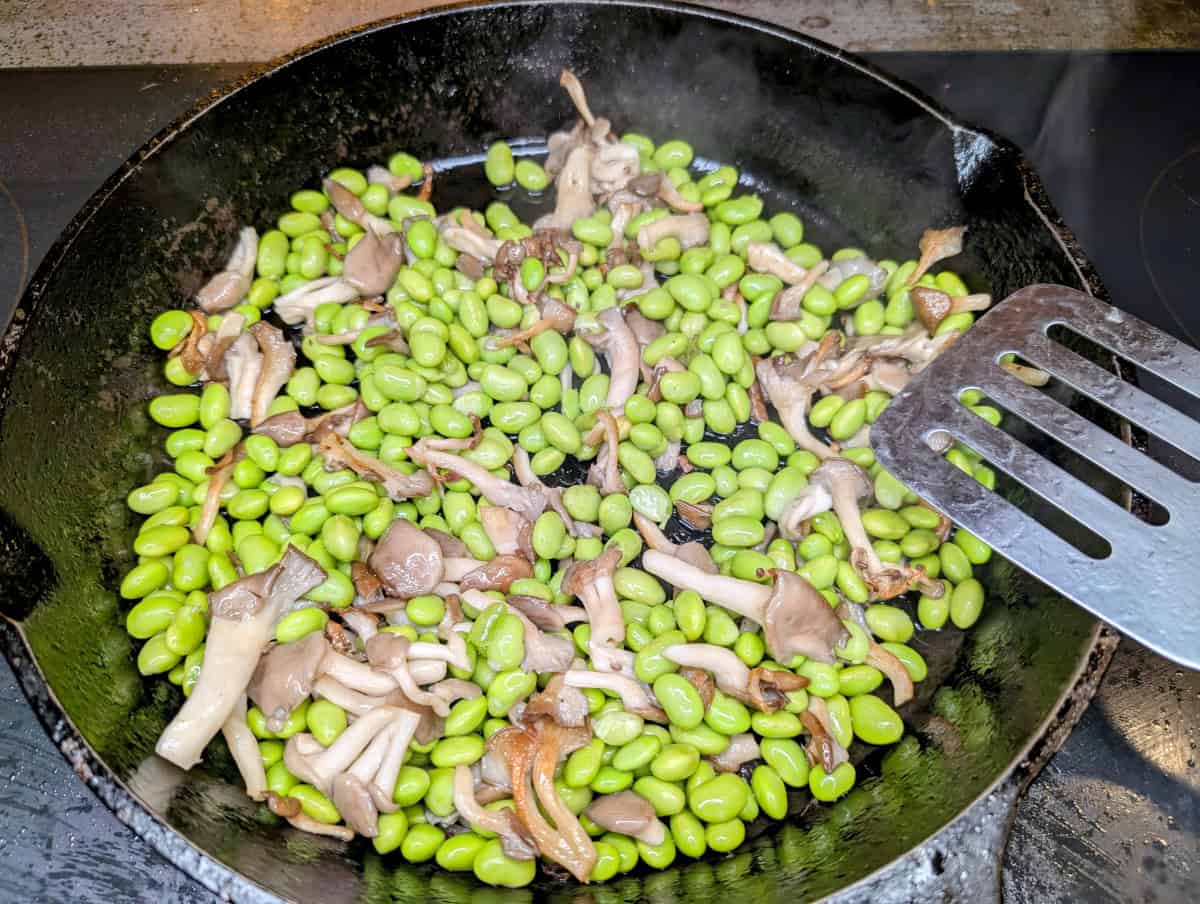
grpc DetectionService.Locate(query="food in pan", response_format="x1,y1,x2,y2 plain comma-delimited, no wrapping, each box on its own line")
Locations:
125,71,1003,886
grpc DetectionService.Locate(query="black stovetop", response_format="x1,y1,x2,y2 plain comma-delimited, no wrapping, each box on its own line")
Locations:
1,52,1199,903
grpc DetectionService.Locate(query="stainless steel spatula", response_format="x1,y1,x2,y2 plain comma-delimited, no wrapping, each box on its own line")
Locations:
871,284,1200,669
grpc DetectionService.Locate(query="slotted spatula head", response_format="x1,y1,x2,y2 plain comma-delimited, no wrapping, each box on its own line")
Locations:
872,284,1200,669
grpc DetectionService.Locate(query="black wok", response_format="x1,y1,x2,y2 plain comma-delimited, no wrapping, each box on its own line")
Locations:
0,2,1120,901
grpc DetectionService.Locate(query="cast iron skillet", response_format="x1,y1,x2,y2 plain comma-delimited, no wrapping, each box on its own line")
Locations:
0,1,1121,901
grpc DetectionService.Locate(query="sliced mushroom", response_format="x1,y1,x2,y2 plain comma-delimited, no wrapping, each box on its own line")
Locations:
746,241,809,285
771,260,831,321
480,505,530,557
563,669,668,723
710,733,761,773
247,630,328,732
535,145,596,232
156,547,326,770
366,633,449,717
591,142,641,196
642,549,847,664
586,408,625,496
452,764,536,859
755,351,837,460
910,285,991,334
866,641,915,706
523,673,590,728
284,706,400,795
802,696,849,772
632,512,716,574
585,791,666,845
197,227,258,313
323,177,394,237
193,446,241,546
274,276,360,328
343,229,407,297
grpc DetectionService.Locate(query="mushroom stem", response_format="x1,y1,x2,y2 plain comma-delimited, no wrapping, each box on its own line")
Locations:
661,644,751,698
408,440,545,522
906,225,967,287
576,308,640,413
562,670,667,723
221,695,267,800
559,69,596,127
641,550,771,621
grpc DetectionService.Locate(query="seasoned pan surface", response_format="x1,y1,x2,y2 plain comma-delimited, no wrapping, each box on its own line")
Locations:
0,2,1113,901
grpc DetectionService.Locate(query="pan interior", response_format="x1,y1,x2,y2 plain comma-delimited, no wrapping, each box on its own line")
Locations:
0,3,1106,901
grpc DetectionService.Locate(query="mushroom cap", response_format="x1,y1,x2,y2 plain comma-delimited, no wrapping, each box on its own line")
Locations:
332,773,380,838
910,285,955,334
810,457,873,504
523,674,590,728
253,410,308,447
247,631,329,732
585,791,664,845
343,229,406,297
457,554,533,593
368,518,443,599
762,570,848,664
364,632,410,672
561,545,621,599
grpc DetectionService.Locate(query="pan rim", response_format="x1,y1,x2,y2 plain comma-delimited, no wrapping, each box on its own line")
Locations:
0,1,1115,901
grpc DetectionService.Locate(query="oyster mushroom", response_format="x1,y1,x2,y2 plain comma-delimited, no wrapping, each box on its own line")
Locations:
407,439,546,522
910,285,992,334
480,504,531,557
803,696,849,772
906,225,966,287
248,321,295,427
866,641,915,706
576,307,640,412
221,695,267,800
561,547,627,672
770,260,831,321
746,241,809,285
586,408,626,496
225,332,263,421
246,630,328,732
193,446,241,546
343,229,407,297
656,175,704,213
535,145,595,232
818,255,889,306
632,511,716,574
452,764,537,860
710,732,761,773
156,546,326,770
368,518,444,599
585,791,667,845
662,644,808,712
591,141,641,196
636,212,710,253
274,276,360,329
809,457,942,600
562,669,668,723
323,177,394,237
755,346,840,460
317,434,434,500
267,791,355,841
196,227,258,313
366,633,450,717
642,549,847,664
283,706,400,795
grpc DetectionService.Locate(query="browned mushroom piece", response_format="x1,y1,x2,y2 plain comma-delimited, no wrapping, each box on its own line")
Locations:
425,528,469,558
802,696,849,772
642,550,847,664
193,446,242,546
349,561,384,603
492,296,578,348
656,175,704,212
710,733,761,773
480,504,531,557
910,285,992,334
332,773,379,837
675,501,715,535
576,308,640,412
636,212,710,253
452,764,537,860
505,593,588,632
663,644,748,696
171,310,210,376
810,457,943,600
621,305,665,350
248,321,296,427
252,409,309,446
343,228,407,297
367,164,414,194
679,666,716,711
247,631,329,733
196,227,258,313
747,667,810,713
906,225,967,287
456,554,534,593
156,547,326,770
561,547,627,671
866,641,915,706
585,791,667,845
368,518,444,599
323,177,394,236
591,141,641,196
318,434,434,500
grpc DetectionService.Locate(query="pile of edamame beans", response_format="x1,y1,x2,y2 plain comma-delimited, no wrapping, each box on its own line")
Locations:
124,94,999,888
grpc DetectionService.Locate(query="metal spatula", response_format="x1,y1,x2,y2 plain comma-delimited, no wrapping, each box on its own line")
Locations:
871,284,1200,669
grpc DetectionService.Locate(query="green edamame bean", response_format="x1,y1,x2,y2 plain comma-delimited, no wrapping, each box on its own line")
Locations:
164,605,206,656
954,528,993,564
275,606,328,643
651,742,700,782
591,766,634,794
654,673,705,729
437,832,487,872
126,595,181,639
487,669,536,717
484,141,515,186
809,762,856,802
750,710,803,738
828,398,867,441
673,590,706,642
940,542,973,584
637,834,677,869
950,578,984,628
839,664,884,696
372,810,410,855
402,823,446,863
751,764,788,820
760,737,810,788
431,734,485,768
121,560,170,599
849,694,904,745
633,775,685,817
306,699,347,746
565,738,606,788
705,691,751,735
614,735,662,773
689,773,749,823
592,710,644,747
287,784,339,824
864,604,914,643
